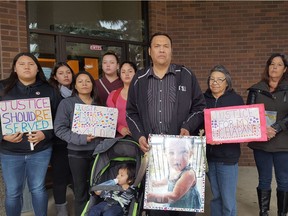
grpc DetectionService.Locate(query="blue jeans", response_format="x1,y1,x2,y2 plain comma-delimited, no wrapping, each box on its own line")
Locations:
253,149,288,191
88,201,123,216
0,147,52,216
207,162,238,216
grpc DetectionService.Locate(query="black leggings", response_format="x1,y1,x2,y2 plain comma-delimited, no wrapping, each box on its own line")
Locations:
69,155,93,216
50,144,72,204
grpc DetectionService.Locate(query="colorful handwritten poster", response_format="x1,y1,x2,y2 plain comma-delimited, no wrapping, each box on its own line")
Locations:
144,134,206,213
0,97,53,135
204,104,267,144
71,104,118,138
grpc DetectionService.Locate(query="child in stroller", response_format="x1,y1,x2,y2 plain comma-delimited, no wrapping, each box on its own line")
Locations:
88,163,136,216
82,136,147,216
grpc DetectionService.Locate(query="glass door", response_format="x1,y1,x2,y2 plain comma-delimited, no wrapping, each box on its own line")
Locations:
64,37,125,79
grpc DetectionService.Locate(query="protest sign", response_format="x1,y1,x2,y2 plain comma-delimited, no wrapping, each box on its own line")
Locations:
0,97,53,135
204,104,267,144
71,103,118,138
144,134,206,213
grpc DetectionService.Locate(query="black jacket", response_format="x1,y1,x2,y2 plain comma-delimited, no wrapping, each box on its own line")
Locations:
126,64,206,141
204,89,244,163
247,80,288,152
0,79,60,154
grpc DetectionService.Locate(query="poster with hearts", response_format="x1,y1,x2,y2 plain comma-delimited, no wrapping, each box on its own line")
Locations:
72,103,118,138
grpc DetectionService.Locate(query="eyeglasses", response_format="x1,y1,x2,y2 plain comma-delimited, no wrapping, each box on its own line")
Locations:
209,78,226,84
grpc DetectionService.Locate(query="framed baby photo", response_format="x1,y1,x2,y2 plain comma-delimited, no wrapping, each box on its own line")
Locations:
143,134,206,213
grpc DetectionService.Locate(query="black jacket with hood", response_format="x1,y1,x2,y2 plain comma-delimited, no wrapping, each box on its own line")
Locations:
204,89,244,164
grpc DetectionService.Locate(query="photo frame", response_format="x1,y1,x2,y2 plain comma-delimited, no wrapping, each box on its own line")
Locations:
144,134,206,213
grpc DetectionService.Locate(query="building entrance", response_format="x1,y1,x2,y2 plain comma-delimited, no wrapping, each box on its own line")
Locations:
33,34,125,80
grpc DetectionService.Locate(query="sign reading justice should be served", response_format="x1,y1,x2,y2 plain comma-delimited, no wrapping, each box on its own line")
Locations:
0,97,53,135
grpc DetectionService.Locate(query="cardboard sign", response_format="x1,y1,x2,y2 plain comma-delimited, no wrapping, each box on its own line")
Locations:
144,134,206,213
71,104,118,138
0,97,53,135
204,104,267,144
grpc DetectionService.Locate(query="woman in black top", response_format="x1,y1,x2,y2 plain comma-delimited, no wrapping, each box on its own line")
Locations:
0,52,60,216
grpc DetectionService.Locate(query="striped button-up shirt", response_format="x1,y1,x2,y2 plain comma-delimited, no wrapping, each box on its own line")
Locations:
147,65,176,134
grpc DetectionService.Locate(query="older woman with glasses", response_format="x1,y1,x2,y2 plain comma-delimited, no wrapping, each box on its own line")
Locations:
204,65,244,216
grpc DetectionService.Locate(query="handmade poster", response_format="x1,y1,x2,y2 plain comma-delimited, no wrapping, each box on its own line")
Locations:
144,134,206,213
0,97,53,135
204,104,267,144
71,103,118,138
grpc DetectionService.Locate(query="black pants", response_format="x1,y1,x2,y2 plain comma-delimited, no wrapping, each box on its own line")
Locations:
51,144,72,204
69,155,93,216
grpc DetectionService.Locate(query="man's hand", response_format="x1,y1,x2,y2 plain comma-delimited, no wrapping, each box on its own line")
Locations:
180,128,190,136
139,136,149,153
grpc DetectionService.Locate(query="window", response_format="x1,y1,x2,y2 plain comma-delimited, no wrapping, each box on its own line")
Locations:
27,1,147,42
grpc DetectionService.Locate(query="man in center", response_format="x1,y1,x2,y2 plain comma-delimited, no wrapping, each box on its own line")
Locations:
126,32,206,216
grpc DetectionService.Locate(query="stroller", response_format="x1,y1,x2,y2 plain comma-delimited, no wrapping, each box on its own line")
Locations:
81,136,147,216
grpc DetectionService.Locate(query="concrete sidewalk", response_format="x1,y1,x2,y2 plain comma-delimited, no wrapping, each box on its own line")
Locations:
18,166,277,216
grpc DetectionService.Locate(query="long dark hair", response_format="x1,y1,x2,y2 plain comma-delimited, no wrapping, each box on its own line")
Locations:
119,61,137,73
72,71,100,103
48,62,76,91
261,53,288,85
3,52,47,96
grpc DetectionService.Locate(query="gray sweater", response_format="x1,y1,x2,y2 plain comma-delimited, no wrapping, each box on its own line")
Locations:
54,95,102,152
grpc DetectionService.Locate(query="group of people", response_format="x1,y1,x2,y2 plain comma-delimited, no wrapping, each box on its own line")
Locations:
0,32,287,216
0,50,137,216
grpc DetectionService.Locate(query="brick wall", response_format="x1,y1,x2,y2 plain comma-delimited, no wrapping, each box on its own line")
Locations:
149,1,288,166
0,0,28,79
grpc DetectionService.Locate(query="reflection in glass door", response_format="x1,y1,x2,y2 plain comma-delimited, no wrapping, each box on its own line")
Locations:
65,41,123,79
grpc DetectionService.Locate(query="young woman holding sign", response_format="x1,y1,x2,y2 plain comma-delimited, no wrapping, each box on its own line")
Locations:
48,62,75,215
0,52,60,216
204,65,244,216
54,71,103,216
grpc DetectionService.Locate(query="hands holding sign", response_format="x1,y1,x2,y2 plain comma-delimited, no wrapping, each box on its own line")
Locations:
266,126,276,140
27,131,45,146
86,134,96,142
3,132,23,143
3,131,45,147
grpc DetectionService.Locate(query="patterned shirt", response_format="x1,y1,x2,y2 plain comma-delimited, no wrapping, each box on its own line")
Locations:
147,65,176,134
101,186,135,210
